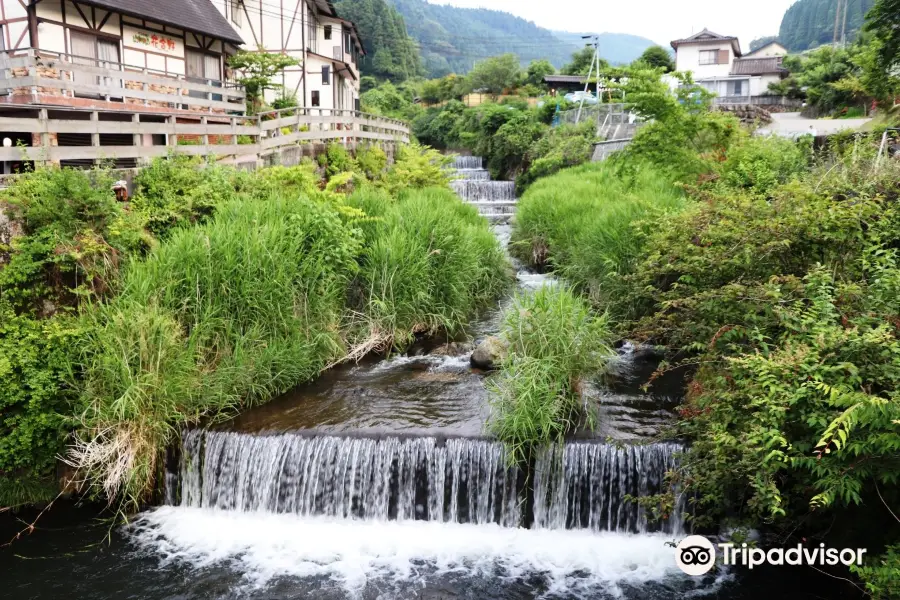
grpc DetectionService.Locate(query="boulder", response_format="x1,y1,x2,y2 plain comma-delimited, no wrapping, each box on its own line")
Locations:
470,336,507,370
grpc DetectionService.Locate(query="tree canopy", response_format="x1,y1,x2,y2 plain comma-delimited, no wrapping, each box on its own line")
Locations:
334,0,422,81
561,46,609,76
635,45,675,72
866,0,900,71
778,0,875,50
469,53,522,95
525,59,556,87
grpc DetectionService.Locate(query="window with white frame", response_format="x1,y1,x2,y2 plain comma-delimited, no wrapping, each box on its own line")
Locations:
699,50,719,65
322,65,330,85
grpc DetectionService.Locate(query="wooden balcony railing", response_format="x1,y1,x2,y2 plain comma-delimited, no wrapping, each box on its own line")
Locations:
0,48,246,114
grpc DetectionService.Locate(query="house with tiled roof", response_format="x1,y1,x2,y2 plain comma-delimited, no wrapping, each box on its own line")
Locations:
670,28,791,104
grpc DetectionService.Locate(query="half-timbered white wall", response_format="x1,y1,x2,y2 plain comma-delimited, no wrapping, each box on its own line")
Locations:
1,0,31,52
2,0,235,81
210,0,361,110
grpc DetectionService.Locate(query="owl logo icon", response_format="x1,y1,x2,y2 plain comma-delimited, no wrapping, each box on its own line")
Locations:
676,535,716,576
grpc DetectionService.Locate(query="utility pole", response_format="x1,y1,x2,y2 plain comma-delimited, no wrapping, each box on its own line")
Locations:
833,0,844,47
575,34,600,125
841,0,849,46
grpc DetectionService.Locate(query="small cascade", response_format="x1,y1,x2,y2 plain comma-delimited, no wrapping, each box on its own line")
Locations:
178,431,522,527
450,155,518,223
455,168,490,181
533,442,684,534
452,156,484,170
172,430,683,534
449,180,517,202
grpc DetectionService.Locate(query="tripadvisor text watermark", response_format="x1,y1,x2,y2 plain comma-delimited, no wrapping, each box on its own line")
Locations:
675,535,867,576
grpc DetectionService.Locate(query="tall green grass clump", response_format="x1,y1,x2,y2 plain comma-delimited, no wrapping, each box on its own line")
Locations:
510,161,683,315
487,285,612,463
72,194,361,507
348,186,510,348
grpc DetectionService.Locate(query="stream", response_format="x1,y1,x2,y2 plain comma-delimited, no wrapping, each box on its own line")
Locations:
0,158,854,599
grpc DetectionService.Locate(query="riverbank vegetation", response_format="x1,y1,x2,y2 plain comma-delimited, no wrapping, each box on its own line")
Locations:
0,146,509,510
487,285,611,464
504,3,900,588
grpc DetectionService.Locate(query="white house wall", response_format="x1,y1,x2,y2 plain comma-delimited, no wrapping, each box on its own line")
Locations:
675,42,735,80
210,0,307,102
210,0,360,109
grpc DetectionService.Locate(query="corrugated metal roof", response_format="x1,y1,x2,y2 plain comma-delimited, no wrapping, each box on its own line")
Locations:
730,57,787,75
76,0,244,45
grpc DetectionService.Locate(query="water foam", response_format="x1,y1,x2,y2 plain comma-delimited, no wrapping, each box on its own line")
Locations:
130,506,685,595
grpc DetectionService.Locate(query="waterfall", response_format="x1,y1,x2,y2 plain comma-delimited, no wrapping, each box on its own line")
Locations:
173,431,683,534
449,180,517,203
455,168,491,181
453,156,483,169
178,431,522,527
532,442,684,534
449,155,518,223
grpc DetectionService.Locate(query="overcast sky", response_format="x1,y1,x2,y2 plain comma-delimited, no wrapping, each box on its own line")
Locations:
429,0,799,51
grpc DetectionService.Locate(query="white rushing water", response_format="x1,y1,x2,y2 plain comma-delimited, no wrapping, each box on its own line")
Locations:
131,506,686,596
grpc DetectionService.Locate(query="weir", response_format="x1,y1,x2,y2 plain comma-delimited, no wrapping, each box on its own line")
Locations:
450,155,518,222
171,430,683,534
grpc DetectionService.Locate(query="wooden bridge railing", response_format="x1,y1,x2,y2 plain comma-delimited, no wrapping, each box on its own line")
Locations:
0,104,409,167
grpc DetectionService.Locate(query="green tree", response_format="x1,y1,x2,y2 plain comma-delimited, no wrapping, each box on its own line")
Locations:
525,59,556,87
334,0,423,81
228,49,299,112
866,0,900,72
635,45,675,72
561,46,608,76
469,53,522,95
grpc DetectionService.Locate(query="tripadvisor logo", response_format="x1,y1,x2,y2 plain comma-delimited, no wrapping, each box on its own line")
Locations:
675,535,867,576
676,535,716,575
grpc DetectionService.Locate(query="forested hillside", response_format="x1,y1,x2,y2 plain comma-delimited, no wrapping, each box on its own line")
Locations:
333,0,423,80
385,0,578,76
778,0,875,50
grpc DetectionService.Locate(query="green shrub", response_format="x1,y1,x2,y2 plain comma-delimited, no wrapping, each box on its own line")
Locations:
321,142,360,179
0,166,149,313
718,135,812,195
853,545,900,599
356,144,388,179
488,285,612,463
0,304,83,507
130,154,241,238
377,143,452,196
615,157,900,535
516,120,596,192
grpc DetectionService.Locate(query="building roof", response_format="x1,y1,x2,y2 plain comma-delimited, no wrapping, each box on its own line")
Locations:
75,0,244,45
730,57,788,76
670,28,742,56
544,75,587,84
743,40,788,57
